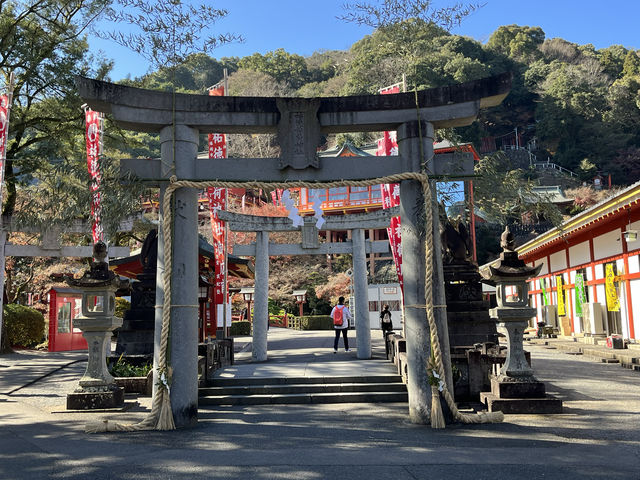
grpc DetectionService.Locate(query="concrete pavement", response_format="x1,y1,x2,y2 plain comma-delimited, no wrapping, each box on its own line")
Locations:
218,327,397,381
1,328,639,479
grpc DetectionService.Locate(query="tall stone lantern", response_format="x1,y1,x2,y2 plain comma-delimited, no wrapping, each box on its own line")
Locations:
479,227,562,414
66,242,126,410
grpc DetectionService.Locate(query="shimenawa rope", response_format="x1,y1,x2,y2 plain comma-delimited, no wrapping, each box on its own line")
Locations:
86,171,502,433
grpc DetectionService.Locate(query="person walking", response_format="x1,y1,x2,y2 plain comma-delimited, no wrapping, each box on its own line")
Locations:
380,304,393,337
331,296,352,353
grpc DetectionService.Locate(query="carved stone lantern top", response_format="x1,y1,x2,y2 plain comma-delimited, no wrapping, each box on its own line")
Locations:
480,227,542,284
66,242,122,289
480,227,543,310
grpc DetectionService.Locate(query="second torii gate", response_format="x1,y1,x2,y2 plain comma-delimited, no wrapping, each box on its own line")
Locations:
220,208,399,361
77,72,510,427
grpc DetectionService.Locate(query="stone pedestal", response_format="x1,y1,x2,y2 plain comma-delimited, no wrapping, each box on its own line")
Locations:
479,315,563,414
480,376,563,414
445,264,498,347
445,263,501,401
67,311,124,410
67,385,125,410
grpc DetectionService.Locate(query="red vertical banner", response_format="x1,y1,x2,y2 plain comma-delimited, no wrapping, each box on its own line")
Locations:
378,85,402,292
207,186,226,303
85,109,103,243
0,94,9,205
380,183,403,291
208,85,227,332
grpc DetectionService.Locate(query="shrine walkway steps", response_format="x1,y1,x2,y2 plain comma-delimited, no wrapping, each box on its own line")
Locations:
199,374,407,405
199,329,406,406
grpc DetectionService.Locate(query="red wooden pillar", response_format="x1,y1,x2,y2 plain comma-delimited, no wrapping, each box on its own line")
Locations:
621,227,636,339
48,289,58,352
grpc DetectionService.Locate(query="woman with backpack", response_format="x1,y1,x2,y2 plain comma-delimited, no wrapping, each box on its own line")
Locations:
380,304,393,338
331,296,352,353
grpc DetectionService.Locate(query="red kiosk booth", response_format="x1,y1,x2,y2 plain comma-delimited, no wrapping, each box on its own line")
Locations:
48,287,88,352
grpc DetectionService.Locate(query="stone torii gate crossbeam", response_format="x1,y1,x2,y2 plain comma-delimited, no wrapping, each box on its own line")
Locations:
219,208,399,361
0,218,130,351
77,72,510,428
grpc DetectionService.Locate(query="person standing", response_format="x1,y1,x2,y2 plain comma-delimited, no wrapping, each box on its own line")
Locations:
331,296,352,353
380,304,393,337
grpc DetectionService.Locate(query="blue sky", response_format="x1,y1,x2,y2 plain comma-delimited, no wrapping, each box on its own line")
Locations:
92,0,640,81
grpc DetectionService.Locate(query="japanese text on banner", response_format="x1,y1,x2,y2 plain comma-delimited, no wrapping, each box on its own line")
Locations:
556,275,566,317
377,84,402,293
575,274,586,317
605,264,620,312
208,84,227,309
85,110,103,243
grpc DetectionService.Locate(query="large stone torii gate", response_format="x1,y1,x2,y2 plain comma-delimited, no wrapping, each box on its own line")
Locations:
77,72,510,427
219,207,399,362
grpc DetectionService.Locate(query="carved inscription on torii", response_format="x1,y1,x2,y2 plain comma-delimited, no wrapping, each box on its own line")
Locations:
276,98,322,170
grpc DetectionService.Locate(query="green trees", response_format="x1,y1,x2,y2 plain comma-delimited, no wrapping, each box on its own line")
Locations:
487,25,545,62
527,38,640,179
0,0,152,235
472,152,562,227
238,49,309,89
0,0,111,216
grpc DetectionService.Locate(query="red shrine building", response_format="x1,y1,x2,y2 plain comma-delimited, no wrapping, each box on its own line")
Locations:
290,140,481,274
518,181,640,342
189,139,480,277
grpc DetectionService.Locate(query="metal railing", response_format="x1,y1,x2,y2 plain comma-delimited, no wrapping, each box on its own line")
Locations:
533,162,577,178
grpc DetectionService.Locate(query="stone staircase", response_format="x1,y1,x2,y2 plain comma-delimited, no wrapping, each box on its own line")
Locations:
199,374,407,406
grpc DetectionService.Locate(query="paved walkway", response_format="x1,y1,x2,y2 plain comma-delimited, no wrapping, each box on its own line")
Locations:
1,328,639,479
218,327,397,380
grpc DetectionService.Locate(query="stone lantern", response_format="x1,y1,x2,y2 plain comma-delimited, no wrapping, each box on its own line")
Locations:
479,227,562,414
66,242,126,410
292,289,307,318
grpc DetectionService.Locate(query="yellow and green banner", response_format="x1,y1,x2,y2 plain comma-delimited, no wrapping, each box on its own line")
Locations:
605,264,620,312
556,275,566,316
541,278,549,306
575,273,586,316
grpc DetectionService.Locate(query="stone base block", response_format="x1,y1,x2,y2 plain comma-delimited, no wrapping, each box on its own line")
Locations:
491,376,546,398
396,352,408,383
114,373,152,396
67,386,124,410
479,392,563,414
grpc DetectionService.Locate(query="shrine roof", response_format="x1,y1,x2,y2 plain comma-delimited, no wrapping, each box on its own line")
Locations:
517,181,640,260
319,142,371,157
110,238,254,279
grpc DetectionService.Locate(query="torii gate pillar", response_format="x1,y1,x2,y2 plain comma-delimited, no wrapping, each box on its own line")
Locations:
352,228,371,359
160,124,200,428
398,120,452,424
253,231,269,362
